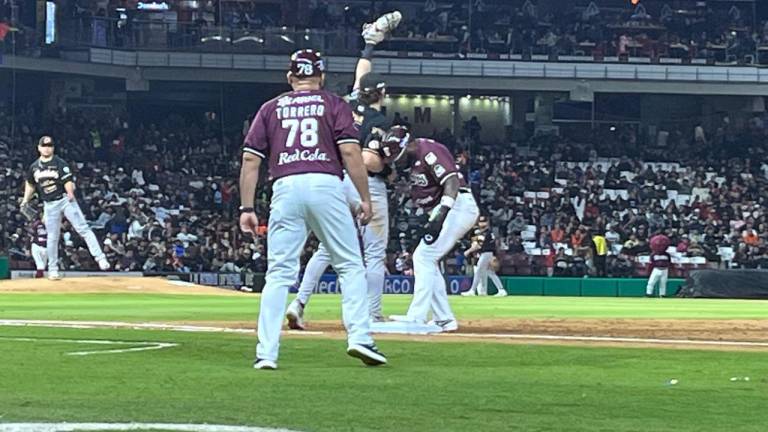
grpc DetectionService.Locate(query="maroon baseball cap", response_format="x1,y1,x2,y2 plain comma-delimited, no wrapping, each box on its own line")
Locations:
289,49,325,78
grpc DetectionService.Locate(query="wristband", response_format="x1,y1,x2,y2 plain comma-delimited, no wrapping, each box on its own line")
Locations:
239,206,255,213
440,195,455,209
361,43,375,60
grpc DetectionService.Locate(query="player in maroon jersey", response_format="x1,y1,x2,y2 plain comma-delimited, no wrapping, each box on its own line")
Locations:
382,126,480,332
239,49,386,369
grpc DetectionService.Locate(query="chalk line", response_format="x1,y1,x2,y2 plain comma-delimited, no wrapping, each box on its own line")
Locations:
0,336,178,356
0,423,298,432
2,319,768,348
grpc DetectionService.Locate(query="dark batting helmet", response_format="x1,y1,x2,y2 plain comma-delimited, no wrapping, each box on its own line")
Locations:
381,125,411,163
289,49,325,78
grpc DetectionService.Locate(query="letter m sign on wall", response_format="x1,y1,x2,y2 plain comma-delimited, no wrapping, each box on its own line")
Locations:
414,107,431,124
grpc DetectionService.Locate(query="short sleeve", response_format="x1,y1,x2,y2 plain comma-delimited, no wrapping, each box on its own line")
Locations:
26,163,36,184
242,109,269,159
423,143,458,185
59,159,73,182
334,98,360,146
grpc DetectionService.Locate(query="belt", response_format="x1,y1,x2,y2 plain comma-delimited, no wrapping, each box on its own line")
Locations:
459,187,472,194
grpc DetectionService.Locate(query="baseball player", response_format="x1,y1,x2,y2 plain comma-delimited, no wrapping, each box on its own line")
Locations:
286,11,401,330
383,126,480,332
239,49,387,370
647,234,672,297
20,136,110,279
28,217,47,278
462,216,506,297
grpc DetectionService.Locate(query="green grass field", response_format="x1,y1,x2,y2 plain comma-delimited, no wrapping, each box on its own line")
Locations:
2,292,768,432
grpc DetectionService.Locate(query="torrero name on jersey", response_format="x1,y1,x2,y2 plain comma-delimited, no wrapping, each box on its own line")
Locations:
276,104,326,120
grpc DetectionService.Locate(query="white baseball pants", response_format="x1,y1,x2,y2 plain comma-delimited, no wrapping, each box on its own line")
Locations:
31,243,47,271
469,251,504,295
646,268,669,296
406,192,479,323
257,173,374,362
296,175,389,319
43,196,106,272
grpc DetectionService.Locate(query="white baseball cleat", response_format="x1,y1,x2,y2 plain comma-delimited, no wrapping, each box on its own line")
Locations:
461,290,476,297
362,11,402,45
98,258,111,271
286,298,306,330
253,359,278,370
495,289,508,297
48,271,62,281
429,319,459,332
388,314,411,323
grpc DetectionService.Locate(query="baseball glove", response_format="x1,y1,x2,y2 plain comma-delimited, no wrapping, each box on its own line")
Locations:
20,202,37,221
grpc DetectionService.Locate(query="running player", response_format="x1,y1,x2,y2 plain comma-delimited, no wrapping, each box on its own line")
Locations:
383,126,480,332
239,49,386,370
286,11,401,329
20,136,110,279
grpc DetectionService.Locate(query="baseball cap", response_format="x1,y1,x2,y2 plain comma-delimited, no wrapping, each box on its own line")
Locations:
289,49,325,78
38,136,54,147
359,72,386,93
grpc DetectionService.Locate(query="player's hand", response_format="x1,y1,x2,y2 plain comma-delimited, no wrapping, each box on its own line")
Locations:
66,191,76,202
422,206,449,245
239,212,259,235
358,200,373,225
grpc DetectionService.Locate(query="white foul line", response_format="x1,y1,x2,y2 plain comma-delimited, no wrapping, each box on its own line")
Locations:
0,423,298,432
0,336,178,356
2,319,768,349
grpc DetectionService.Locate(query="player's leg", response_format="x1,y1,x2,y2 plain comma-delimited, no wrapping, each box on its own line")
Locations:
256,177,309,366
464,259,481,296
43,199,65,278
296,242,331,305
287,242,331,330
489,266,506,297
410,193,479,324
646,268,660,297
31,244,47,278
427,193,480,325
659,269,669,297
62,200,109,269
305,174,384,365
476,252,494,296
364,177,389,320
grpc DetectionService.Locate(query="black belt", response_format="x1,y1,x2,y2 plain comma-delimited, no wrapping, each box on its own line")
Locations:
459,187,471,194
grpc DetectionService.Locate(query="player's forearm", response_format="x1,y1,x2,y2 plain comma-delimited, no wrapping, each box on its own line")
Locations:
362,151,384,173
353,58,372,90
239,153,262,208
64,181,75,195
340,145,371,203
22,182,35,204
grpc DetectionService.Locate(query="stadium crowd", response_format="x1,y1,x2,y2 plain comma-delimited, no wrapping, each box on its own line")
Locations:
8,1,767,64
3,104,768,278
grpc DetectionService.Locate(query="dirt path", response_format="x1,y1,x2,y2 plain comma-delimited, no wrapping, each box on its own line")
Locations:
0,277,244,295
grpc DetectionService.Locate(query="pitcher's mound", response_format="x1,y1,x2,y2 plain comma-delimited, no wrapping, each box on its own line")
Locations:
0,277,244,295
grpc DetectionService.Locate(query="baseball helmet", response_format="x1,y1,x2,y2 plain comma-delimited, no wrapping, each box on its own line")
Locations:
650,234,671,253
289,49,325,78
381,125,411,163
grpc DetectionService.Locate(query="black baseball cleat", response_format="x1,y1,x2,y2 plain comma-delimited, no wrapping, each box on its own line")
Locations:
347,343,388,366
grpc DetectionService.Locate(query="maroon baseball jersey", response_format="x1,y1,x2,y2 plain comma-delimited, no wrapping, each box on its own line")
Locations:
29,220,47,247
408,138,466,209
650,252,671,270
243,90,359,180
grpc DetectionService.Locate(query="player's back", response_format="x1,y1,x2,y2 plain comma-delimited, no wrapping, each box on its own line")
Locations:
244,89,359,181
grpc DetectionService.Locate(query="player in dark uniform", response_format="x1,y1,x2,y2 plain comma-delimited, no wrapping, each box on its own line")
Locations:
382,126,480,332
287,12,402,329
28,217,48,278
462,216,506,296
20,136,110,280
239,49,386,369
